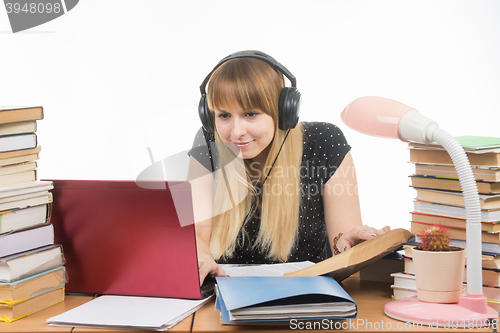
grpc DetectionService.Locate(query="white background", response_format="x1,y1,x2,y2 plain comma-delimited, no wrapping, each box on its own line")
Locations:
1,0,499,230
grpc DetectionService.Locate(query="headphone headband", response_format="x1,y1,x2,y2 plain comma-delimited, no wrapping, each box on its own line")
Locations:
199,50,297,96
198,50,301,133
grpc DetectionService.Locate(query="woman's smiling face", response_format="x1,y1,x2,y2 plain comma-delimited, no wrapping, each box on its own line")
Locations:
214,100,275,163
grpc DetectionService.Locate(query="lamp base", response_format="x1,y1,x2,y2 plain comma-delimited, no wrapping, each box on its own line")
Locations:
384,296,498,328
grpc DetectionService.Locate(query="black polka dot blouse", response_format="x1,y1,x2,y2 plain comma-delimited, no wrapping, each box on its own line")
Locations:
188,122,351,264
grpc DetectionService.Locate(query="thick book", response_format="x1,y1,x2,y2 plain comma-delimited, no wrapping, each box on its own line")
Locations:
408,235,500,257
0,107,44,125
0,133,37,153
410,175,500,195
413,200,500,222
415,188,500,209
0,188,52,207
0,170,36,186
283,228,412,280
0,191,52,213
411,221,500,244
0,161,37,177
481,255,500,270
0,245,64,282
0,266,65,306
0,146,41,167
464,267,500,288
0,121,36,137
409,136,500,152
391,272,500,301
215,276,356,323
409,149,500,166
0,204,50,235
0,286,64,322
0,224,54,258
0,180,53,198
411,212,500,233
414,163,500,183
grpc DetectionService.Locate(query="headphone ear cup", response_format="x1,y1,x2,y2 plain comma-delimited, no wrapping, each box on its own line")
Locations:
198,95,215,134
278,87,301,131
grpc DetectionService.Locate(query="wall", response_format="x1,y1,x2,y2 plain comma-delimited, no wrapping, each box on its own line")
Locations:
1,0,499,229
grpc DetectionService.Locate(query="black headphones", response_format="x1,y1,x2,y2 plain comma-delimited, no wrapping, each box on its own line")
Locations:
198,50,301,134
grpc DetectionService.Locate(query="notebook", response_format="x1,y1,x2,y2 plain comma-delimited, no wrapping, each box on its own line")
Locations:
47,179,213,300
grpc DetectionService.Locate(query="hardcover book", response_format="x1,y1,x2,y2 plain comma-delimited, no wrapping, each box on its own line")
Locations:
284,228,412,281
0,245,64,283
0,286,64,322
0,107,44,125
0,204,50,235
0,146,41,167
0,224,54,258
0,266,65,306
0,133,37,153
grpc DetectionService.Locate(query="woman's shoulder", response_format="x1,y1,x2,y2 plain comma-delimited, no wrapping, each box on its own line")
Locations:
300,121,350,156
301,121,343,136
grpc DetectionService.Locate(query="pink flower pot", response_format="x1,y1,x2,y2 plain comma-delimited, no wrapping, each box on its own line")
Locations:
412,247,466,303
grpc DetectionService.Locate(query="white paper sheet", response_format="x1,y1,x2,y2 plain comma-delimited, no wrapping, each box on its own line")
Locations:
47,294,213,331
219,261,315,277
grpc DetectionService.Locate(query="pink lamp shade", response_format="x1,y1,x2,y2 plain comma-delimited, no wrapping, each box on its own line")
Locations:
341,96,439,144
341,96,415,139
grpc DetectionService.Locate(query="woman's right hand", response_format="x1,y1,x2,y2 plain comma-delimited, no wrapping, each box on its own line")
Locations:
198,252,227,285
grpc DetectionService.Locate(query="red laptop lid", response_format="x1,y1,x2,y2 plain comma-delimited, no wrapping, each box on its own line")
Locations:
48,180,203,299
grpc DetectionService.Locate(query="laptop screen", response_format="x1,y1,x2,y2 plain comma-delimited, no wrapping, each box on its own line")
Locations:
48,180,205,299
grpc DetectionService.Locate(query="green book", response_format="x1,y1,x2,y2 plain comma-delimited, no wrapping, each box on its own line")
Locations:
410,136,500,152
455,136,500,150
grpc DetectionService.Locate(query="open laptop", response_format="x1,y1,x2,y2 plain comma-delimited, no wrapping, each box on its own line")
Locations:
48,179,213,300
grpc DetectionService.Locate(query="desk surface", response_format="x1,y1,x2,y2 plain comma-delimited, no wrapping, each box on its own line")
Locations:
0,295,193,333
1,275,497,332
191,276,498,333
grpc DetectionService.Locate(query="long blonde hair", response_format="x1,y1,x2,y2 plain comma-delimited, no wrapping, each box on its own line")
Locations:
207,57,303,261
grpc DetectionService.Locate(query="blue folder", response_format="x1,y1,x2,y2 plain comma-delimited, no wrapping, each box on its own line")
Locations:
215,276,357,323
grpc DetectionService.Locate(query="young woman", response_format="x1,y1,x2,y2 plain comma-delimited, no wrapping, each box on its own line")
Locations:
188,51,390,283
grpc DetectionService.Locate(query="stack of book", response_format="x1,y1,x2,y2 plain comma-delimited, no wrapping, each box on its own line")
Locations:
391,136,500,312
0,106,65,323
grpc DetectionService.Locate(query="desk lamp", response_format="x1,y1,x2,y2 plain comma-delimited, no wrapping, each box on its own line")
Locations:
341,96,497,326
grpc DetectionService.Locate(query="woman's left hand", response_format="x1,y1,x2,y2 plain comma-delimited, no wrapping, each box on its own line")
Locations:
336,225,391,253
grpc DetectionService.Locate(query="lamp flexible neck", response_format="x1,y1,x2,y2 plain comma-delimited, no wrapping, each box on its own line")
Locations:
432,128,482,296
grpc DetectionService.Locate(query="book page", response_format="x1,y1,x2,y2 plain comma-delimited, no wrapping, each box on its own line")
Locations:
220,261,315,277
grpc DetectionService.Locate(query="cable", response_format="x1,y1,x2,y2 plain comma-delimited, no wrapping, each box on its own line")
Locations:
260,129,291,188
243,129,291,222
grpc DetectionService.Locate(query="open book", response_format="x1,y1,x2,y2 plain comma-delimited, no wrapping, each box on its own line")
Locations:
284,228,412,280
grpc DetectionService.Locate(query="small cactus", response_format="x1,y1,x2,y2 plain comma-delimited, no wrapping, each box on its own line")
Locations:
419,225,450,251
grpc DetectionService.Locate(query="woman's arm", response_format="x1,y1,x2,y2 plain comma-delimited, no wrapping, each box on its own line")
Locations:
323,151,389,254
187,156,226,284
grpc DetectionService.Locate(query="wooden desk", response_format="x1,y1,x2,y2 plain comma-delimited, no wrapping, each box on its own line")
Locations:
1,277,497,332
191,275,499,332
0,295,193,333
